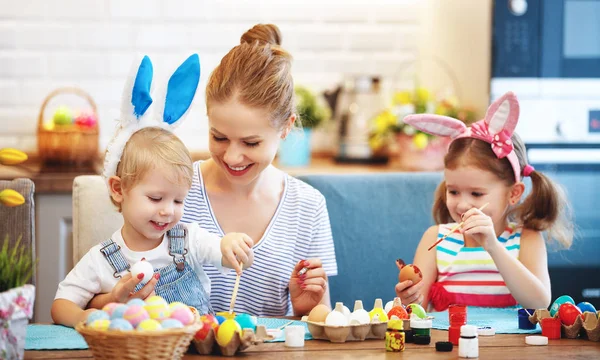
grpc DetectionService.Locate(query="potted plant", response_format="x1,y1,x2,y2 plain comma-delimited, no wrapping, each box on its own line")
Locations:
369,88,476,171
0,148,35,360
278,86,330,167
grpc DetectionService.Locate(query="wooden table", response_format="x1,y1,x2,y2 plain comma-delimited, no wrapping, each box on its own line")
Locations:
25,329,600,359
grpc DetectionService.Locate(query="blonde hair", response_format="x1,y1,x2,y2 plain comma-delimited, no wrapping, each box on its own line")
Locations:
432,134,573,248
205,24,297,130
110,127,193,210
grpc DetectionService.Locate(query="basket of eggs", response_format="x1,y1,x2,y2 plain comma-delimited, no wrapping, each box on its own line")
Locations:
75,296,201,360
37,87,99,164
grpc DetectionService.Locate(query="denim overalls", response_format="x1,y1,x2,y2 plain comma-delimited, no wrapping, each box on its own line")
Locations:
99,224,214,314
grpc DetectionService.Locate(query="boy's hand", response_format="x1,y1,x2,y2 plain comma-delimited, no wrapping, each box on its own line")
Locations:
395,280,424,306
109,272,159,303
221,232,254,274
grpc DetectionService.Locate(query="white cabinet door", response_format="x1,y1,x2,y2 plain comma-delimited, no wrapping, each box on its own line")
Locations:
35,194,73,323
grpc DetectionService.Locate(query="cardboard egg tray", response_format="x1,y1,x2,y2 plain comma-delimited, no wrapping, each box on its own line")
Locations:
300,316,388,343
191,325,272,356
529,309,600,341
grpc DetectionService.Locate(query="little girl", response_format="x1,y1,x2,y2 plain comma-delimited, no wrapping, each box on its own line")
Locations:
51,54,253,327
395,92,573,311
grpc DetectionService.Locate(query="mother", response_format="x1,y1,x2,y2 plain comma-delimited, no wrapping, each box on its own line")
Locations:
181,24,338,316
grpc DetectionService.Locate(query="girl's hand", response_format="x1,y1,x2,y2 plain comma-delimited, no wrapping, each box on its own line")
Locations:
221,233,254,274
461,208,498,251
289,259,327,316
395,280,425,306
109,272,159,303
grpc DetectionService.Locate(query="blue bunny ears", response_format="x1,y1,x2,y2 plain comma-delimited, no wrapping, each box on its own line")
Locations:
103,54,201,182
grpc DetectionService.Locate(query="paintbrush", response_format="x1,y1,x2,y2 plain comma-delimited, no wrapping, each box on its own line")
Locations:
427,203,489,251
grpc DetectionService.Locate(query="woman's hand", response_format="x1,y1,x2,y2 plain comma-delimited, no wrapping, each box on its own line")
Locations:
289,259,328,316
109,272,159,303
461,208,499,251
395,280,425,306
221,232,254,274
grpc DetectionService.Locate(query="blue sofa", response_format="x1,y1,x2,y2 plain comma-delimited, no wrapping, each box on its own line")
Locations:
297,171,600,309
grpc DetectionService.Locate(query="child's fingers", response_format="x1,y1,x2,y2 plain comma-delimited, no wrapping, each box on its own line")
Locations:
233,245,250,265
242,234,253,248
394,280,413,295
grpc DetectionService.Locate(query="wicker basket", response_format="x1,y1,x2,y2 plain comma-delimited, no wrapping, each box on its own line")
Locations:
75,321,201,360
37,87,99,164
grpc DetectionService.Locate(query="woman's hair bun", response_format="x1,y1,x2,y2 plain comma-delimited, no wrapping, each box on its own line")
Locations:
240,24,282,46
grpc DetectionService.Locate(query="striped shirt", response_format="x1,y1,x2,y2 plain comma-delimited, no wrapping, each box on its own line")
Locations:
434,222,521,308
182,161,338,316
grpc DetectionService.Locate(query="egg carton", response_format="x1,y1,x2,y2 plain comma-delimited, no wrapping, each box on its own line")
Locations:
529,309,600,341
191,325,272,356
301,317,388,343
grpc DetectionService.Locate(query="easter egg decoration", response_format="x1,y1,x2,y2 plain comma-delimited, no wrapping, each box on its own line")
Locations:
109,318,134,331
388,306,409,320
349,300,371,325
74,111,97,128
110,304,129,319
550,295,575,317
86,310,110,325
308,304,331,323
215,315,227,324
558,303,583,326
161,318,184,329
89,319,111,330
52,106,73,126
369,298,389,323
577,302,597,314
130,259,154,285
234,313,257,331
216,319,242,346
406,304,427,319
195,314,220,341
144,295,170,321
127,298,146,307
170,306,195,326
137,318,163,331
396,259,423,285
101,302,120,317
123,305,150,328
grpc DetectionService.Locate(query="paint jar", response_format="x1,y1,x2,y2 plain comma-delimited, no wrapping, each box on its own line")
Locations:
449,304,467,345
284,325,305,347
517,309,536,330
458,325,479,358
410,318,432,345
385,319,405,352
541,317,561,340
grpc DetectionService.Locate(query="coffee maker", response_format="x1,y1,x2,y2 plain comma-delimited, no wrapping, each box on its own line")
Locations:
324,75,388,164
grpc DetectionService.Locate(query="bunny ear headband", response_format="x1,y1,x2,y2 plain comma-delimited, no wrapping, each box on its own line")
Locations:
102,54,201,185
404,91,533,183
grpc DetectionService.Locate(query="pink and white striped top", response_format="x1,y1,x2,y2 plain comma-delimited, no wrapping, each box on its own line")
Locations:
429,222,521,311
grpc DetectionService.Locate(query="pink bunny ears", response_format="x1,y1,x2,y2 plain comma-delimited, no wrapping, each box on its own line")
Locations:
404,91,527,183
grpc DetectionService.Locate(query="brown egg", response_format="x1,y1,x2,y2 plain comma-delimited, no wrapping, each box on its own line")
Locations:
398,264,423,285
308,304,331,323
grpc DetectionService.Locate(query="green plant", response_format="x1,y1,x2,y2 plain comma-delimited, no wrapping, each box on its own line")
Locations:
295,86,330,129
0,235,34,293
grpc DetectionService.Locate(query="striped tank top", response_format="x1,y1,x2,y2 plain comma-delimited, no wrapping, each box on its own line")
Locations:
430,222,521,311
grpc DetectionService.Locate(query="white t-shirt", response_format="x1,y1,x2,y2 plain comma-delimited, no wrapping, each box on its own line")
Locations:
55,222,228,308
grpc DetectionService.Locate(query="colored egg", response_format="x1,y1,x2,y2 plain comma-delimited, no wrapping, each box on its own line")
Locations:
144,295,170,321
550,295,575,317
161,319,184,329
195,314,220,341
369,308,388,323
127,298,146,307
86,310,110,325
89,319,111,330
109,318,134,331
170,306,195,325
216,319,241,346
110,304,129,319
577,302,597,314
399,264,423,285
215,315,226,324
123,305,150,327
387,305,409,320
558,303,582,326
234,313,257,331
137,319,162,331
406,304,427,319
169,301,188,312
101,303,120,316
307,304,331,323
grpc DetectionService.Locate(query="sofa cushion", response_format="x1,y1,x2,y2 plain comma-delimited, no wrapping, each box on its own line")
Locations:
297,172,443,309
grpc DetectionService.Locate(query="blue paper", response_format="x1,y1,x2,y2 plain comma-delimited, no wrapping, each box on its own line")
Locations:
429,306,541,334
25,324,88,350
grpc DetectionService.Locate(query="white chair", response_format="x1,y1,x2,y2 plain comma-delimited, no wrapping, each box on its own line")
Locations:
72,175,123,264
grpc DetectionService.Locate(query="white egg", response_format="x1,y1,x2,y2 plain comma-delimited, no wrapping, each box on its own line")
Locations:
325,310,348,326
348,309,371,325
342,305,351,319
130,260,154,284
384,300,394,314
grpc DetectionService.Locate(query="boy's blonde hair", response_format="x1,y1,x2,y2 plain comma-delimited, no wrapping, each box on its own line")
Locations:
109,127,193,210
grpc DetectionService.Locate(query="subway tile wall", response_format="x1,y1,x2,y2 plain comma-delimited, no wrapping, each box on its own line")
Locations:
0,0,420,153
